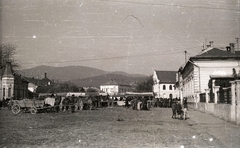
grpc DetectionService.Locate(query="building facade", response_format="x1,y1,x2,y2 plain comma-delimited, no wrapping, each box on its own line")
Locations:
100,80,131,96
1,62,29,100
177,43,240,103
1,62,15,100
152,70,177,99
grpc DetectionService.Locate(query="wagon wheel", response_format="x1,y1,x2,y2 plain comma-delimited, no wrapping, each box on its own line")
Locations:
12,104,21,114
30,107,37,114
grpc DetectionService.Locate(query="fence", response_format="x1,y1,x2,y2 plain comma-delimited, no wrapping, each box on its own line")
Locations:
199,93,206,103
217,87,231,104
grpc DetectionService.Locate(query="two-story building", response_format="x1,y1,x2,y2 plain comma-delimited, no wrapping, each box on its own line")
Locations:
152,70,177,99
178,43,240,104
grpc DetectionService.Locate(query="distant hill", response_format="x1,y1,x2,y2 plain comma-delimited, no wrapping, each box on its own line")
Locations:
71,73,147,87
17,65,108,82
17,65,147,87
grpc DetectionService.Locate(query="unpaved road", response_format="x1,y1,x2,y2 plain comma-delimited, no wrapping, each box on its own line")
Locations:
1,107,239,148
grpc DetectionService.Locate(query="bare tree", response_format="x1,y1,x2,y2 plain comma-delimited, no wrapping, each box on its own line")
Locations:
0,44,20,70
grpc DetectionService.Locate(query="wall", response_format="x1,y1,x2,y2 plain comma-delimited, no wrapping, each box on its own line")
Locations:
194,103,232,122
100,85,118,95
100,85,131,95
191,80,240,125
152,71,160,98
159,83,176,98
195,60,239,93
2,77,14,99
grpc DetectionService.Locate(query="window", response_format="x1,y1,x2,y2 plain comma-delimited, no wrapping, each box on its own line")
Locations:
3,88,5,97
163,85,166,90
8,88,11,97
169,85,172,90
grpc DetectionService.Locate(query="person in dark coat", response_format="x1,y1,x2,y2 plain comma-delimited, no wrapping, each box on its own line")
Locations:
171,100,177,119
125,97,129,108
176,101,183,119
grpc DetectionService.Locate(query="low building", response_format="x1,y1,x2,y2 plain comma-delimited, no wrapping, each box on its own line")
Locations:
152,70,177,99
23,72,55,93
100,79,131,96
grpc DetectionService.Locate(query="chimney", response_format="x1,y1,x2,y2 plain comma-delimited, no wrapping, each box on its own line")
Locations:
226,46,230,51
209,41,214,47
229,43,235,54
44,72,47,78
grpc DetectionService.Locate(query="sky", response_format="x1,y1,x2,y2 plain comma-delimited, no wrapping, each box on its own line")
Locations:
1,0,240,75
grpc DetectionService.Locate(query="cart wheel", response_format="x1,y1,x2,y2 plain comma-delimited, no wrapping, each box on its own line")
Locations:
30,107,37,114
12,104,21,114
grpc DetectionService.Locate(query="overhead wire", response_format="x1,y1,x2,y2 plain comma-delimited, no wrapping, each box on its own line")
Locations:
100,0,239,12
20,46,201,66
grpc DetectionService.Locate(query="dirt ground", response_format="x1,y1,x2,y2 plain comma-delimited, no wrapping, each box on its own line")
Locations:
0,107,235,148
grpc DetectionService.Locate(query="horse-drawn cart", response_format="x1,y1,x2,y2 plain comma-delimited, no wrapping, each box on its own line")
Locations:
11,99,45,114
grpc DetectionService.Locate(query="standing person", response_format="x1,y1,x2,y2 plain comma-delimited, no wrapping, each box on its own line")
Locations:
182,103,188,120
176,101,183,119
182,98,188,120
171,100,177,119
125,97,129,108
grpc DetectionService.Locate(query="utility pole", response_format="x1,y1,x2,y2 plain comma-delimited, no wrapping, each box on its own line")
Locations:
184,51,187,64
0,49,2,69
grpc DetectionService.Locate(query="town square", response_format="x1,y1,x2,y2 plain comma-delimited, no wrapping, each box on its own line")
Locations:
1,0,240,147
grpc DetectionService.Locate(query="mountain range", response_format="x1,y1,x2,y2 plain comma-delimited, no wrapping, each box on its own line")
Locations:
17,65,148,87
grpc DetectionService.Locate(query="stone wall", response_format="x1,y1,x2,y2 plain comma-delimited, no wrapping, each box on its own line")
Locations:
190,80,240,125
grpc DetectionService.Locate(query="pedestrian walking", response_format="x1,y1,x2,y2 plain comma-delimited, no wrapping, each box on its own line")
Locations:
176,101,183,119
182,98,188,120
171,100,177,119
182,104,188,120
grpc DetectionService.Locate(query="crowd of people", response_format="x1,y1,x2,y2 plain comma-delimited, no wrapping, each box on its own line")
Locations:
1,94,189,119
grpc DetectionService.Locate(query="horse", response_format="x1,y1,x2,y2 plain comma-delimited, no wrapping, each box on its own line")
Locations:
44,96,62,113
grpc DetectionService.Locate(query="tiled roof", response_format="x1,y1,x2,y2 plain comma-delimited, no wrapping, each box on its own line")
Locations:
191,48,240,59
155,71,176,83
23,77,54,86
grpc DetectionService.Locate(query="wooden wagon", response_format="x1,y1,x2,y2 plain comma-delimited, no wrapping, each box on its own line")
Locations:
11,99,45,114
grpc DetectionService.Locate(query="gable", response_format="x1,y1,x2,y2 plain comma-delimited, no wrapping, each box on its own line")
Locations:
155,71,176,83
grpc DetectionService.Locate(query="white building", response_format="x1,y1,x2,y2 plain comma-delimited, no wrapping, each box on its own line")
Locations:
178,43,240,103
100,80,131,96
152,70,177,99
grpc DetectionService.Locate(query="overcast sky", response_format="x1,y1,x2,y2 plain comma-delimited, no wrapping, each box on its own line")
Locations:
1,0,239,75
